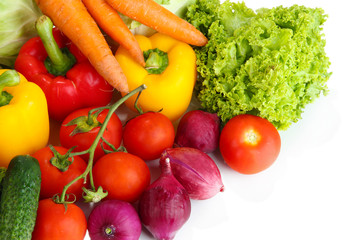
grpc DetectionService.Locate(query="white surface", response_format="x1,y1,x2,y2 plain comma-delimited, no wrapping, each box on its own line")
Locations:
85,0,353,239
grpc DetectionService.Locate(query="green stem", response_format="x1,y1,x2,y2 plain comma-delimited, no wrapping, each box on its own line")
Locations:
49,145,75,172
86,106,109,125
59,84,147,203
65,109,104,136
134,91,144,115
0,70,20,107
36,15,76,76
101,136,118,153
143,48,169,74
69,149,90,157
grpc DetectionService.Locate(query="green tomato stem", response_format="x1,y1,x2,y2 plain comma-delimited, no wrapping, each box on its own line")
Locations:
59,84,147,203
134,91,144,115
69,149,90,157
100,136,118,154
49,145,75,172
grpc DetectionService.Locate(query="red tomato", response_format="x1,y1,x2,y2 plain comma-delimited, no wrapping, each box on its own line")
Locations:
219,114,281,174
32,198,87,240
60,107,123,163
32,146,87,200
123,112,175,160
93,152,151,202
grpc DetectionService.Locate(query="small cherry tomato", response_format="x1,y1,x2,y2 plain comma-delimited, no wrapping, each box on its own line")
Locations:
93,152,151,202
219,114,281,174
123,112,175,161
31,146,87,200
32,198,87,240
60,107,123,163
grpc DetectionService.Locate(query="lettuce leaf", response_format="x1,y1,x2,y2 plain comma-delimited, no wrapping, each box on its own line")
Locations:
0,0,42,67
186,0,331,130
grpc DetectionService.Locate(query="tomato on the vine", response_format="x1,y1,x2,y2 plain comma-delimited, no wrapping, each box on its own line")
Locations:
219,114,281,174
32,198,87,240
60,107,123,163
93,152,151,202
31,146,87,200
123,112,175,161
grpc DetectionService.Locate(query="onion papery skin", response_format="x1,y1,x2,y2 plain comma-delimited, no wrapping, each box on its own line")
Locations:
88,199,142,240
138,158,191,240
161,147,224,200
174,110,220,153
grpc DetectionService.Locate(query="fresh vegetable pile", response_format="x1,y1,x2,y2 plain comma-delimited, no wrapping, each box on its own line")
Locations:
0,0,331,239
186,0,331,130
14,16,114,121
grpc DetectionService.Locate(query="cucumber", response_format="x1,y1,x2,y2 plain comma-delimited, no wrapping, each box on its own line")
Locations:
0,167,6,199
0,155,41,240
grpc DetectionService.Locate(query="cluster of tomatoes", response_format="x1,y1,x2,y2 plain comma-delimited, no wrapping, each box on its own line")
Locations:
29,92,282,239
30,105,175,239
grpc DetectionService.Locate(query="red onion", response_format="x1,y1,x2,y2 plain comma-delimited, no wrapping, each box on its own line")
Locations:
174,110,220,153
161,147,224,200
88,199,141,240
138,158,191,240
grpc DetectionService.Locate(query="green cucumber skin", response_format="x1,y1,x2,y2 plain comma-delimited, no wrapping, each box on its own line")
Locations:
0,167,6,199
0,155,41,240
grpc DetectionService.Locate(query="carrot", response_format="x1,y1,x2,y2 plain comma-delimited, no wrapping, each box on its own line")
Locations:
82,0,145,67
105,0,208,47
35,0,129,93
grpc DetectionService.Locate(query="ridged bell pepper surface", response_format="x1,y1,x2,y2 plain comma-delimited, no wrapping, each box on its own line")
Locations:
115,33,197,122
0,69,49,167
14,15,113,121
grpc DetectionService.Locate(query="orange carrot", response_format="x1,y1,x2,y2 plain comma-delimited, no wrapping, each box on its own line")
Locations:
105,0,208,47
35,0,129,93
82,0,145,67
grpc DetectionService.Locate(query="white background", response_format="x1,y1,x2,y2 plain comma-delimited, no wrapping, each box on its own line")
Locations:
84,0,353,239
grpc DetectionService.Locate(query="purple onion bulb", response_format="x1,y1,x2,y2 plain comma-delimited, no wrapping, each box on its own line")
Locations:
161,147,224,200
88,199,142,240
138,158,191,240
175,110,220,153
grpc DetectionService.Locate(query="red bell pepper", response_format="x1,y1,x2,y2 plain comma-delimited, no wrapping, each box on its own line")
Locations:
14,15,114,121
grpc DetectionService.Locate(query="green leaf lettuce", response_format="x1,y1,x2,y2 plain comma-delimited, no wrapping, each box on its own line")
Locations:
186,0,331,130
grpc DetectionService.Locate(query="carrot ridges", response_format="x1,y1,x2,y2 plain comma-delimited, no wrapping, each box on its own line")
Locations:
105,0,208,47
82,0,145,67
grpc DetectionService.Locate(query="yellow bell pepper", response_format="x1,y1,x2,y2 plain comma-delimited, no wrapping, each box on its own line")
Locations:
115,33,196,122
0,70,49,167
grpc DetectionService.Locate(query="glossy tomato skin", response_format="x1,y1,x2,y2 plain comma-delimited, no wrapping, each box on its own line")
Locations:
31,146,87,200
123,112,175,161
219,114,281,174
93,152,151,202
60,107,123,163
32,198,87,240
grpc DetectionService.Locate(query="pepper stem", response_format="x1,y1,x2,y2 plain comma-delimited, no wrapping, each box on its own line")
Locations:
35,15,76,76
0,70,20,107
144,48,169,74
